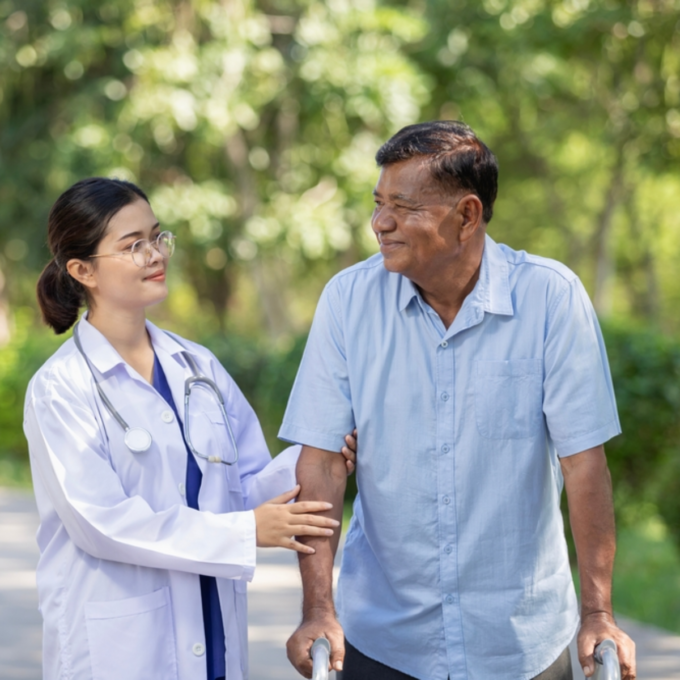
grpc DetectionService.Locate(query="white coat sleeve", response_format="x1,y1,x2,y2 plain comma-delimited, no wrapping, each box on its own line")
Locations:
206,354,300,510
25,393,256,581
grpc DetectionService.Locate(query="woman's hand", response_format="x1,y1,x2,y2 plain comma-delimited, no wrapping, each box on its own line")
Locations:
341,429,358,475
253,485,339,554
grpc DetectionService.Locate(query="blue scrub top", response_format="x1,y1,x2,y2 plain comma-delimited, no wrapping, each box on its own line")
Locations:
153,353,226,680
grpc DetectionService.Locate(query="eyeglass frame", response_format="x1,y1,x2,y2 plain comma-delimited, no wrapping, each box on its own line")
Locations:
88,230,176,268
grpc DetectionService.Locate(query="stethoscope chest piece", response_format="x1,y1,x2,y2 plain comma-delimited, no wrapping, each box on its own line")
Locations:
124,427,152,453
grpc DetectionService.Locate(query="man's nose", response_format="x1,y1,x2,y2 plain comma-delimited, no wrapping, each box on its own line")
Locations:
371,206,396,234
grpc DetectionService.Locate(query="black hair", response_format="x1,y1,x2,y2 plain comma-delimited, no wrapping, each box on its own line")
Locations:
36,177,149,334
375,121,498,223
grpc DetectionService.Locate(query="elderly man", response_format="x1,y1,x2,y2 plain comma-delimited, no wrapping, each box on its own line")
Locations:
280,121,635,680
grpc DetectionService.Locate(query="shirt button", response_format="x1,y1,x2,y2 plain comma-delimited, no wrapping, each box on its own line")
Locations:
441,444,450,454
192,642,205,656
442,496,451,505
178,483,186,497
161,410,174,423
441,392,449,401
445,594,456,605
445,544,453,554
440,340,448,348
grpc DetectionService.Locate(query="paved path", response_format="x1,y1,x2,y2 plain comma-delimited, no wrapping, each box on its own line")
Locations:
2,488,679,679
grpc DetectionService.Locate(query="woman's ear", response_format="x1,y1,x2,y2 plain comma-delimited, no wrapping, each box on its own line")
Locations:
457,194,484,242
66,259,97,290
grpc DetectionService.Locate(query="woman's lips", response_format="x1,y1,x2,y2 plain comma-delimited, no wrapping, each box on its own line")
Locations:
145,270,166,282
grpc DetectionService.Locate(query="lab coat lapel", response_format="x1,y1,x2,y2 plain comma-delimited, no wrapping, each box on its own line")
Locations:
148,324,209,478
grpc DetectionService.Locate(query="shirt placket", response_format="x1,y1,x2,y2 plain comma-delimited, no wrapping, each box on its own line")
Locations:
435,335,467,680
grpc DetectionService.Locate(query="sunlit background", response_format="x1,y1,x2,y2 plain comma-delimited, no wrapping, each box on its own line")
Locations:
1,0,680,635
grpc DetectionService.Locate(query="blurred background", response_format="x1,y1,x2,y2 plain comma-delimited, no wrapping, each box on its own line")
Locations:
1,0,680,636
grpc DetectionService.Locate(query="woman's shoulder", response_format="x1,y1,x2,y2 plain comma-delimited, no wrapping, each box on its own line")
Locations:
26,337,89,405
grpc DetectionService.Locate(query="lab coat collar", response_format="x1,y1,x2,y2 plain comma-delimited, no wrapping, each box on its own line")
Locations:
75,315,196,376
396,233,514,317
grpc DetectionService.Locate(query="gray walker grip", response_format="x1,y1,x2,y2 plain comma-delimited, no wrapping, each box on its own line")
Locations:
311,637,331,680
593,639,621,680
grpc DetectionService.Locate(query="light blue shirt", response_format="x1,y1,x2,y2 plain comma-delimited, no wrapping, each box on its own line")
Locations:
279,235,621,680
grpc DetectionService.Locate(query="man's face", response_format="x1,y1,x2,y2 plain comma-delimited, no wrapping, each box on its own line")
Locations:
371,159,465,283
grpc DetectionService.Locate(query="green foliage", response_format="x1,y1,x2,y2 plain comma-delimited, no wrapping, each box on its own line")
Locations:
0,308,64,484
603,321,680,507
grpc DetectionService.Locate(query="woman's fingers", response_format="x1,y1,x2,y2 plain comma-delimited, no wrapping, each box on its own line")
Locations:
287,539,316,554
290,523,335,537
342,431,358,475
289,512,339,528
289,500,334,514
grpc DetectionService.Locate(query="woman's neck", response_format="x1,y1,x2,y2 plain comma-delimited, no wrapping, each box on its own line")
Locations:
86,305,155,383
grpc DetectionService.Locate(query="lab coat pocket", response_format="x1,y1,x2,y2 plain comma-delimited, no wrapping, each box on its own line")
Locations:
85,586,178,680
474,359,543,440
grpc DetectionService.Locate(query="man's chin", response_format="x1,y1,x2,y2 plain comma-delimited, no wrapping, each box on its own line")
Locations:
381,256,406,274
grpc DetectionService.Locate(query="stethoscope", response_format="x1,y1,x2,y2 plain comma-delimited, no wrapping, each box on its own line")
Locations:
72,321,239,465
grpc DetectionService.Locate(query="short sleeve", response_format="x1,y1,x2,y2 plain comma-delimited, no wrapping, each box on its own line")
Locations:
278,282,354,452
543,277,621,456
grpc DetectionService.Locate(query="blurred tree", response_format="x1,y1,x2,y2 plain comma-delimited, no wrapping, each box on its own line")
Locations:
0,0,428,337
406,0,680,325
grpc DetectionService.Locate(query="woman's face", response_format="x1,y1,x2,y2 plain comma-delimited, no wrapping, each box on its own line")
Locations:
85,199,170,313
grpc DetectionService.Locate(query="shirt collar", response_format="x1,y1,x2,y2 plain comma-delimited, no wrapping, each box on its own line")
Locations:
477,234,514,316
395,234,514,317
74,314,193,376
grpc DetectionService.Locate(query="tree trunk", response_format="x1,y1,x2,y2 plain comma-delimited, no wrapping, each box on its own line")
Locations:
0,265,10,346
592,152,624,317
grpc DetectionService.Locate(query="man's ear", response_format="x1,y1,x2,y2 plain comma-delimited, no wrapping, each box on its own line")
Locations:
457,194,485,242
66,259,97,290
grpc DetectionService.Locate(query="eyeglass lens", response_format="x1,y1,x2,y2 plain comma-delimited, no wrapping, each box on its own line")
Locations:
131,231,176,267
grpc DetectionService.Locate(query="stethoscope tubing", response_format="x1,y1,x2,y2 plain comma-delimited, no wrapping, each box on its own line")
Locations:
72,320,239,464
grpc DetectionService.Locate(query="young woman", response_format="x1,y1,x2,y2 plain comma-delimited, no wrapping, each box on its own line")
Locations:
24,177,356,680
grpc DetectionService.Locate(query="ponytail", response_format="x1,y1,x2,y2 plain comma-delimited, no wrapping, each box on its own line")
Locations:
36,259,85,335
37,177,149,334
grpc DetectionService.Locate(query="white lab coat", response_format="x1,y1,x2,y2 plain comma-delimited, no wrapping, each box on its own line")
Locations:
23,317,300,680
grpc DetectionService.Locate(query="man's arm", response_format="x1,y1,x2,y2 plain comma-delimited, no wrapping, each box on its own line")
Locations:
561,445,636,679
286,445,348,678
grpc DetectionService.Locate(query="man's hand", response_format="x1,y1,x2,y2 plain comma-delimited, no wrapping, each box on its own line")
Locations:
578,612,636,679
288,445,348,677
287,610,345,678
561,446,636,680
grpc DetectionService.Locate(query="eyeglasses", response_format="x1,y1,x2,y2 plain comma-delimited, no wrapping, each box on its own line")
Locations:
90,231,176,268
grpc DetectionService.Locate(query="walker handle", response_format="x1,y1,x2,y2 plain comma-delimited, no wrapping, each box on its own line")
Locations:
593,639,621,680
311,637,331,680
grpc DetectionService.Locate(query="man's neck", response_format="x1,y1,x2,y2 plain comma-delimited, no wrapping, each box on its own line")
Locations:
414,240,485,330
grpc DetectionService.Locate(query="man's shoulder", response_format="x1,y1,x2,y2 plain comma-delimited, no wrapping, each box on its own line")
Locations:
325,253,389,292
498,242,578,285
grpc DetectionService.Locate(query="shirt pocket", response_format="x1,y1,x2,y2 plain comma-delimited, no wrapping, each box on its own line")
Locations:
85,587,178,680
474,359,543,440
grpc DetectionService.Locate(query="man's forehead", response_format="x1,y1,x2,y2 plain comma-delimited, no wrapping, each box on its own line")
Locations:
374,159,452,201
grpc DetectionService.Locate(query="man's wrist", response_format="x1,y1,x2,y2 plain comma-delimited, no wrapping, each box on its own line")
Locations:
581,609,615,622
302,604,337,620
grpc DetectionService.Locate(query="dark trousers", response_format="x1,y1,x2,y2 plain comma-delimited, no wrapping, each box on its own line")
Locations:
340,639,573,680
